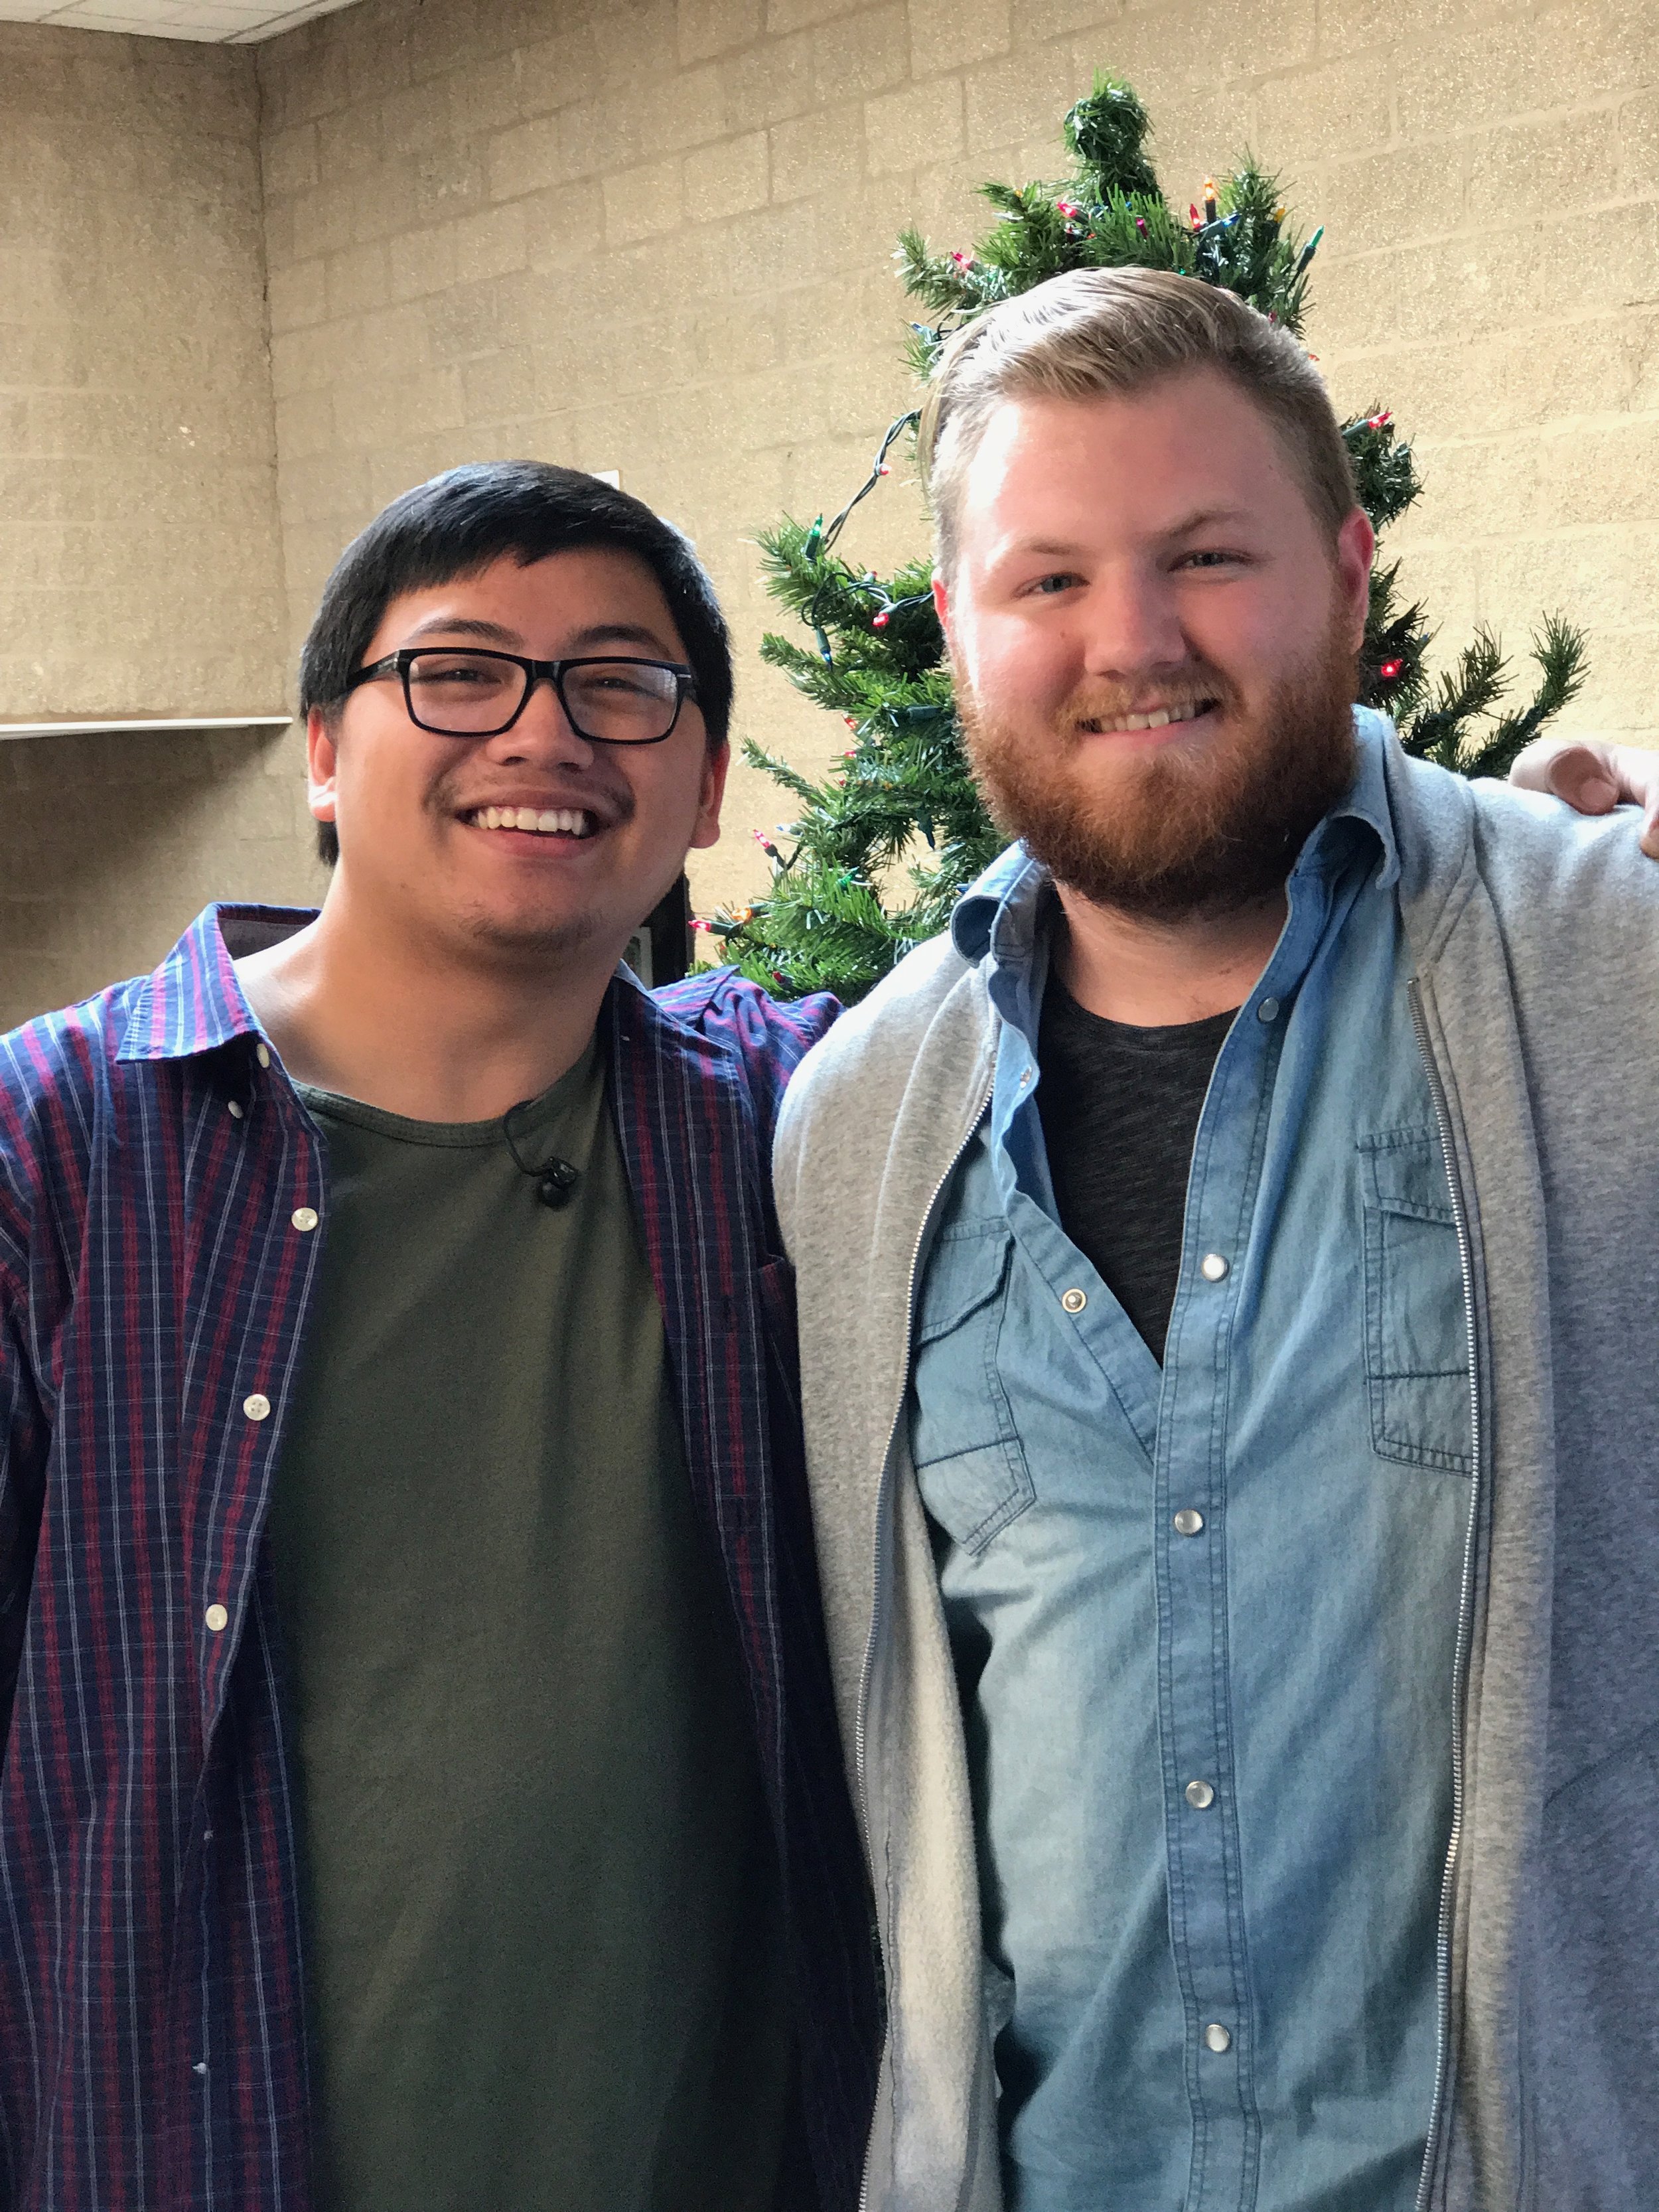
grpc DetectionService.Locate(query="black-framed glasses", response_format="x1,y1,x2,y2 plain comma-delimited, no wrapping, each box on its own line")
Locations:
346,648,699,745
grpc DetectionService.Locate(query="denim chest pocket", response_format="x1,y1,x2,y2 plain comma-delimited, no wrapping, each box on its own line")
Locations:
908,1221,1036,1554
1360,1127,1473,1473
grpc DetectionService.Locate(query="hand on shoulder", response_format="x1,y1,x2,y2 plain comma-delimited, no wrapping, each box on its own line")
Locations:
1508,736,1659,857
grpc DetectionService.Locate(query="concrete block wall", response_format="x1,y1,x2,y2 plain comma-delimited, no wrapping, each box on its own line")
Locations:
0,23,311,1029
0,727,303,1029
3,0,1656,1025
254,0,1659,923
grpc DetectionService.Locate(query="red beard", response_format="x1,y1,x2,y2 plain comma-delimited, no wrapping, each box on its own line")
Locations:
959,625,1360,921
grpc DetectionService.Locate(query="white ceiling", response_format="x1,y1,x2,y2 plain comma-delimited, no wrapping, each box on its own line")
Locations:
0,0,358,42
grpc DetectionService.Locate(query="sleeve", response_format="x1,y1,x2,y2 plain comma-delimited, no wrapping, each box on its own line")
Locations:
0,1021,82,1763
0,1291,46,1760
656,968,842,1149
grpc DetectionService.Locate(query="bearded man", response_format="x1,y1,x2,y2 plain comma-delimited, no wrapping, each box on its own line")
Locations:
772,267,1659,2212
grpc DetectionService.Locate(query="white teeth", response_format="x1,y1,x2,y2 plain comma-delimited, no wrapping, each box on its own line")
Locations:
1116,703,1204,732
470,806,590,836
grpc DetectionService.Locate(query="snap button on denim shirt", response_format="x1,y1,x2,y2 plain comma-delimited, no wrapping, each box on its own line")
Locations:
911,719,1471,2212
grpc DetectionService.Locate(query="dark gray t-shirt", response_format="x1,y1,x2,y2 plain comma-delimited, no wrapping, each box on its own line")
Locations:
271,1043,794,2212
1036,978,1238,1362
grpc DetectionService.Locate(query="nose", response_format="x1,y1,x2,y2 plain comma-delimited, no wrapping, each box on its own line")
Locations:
1078,561,1188,680
484,670,597,770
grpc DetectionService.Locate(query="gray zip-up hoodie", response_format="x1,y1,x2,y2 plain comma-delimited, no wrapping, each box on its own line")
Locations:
772,727,1659,2212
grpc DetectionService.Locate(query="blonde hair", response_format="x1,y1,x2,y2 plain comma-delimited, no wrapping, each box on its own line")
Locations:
918,266,1356,576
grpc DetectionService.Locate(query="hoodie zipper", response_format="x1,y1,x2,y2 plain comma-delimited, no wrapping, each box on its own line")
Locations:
1409,979,1484,2212
853,1082,993,2212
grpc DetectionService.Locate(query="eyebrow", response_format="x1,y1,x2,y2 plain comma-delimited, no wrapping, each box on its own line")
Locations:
1159,506,1256,538
400,615,520,646
563,620,680,656
1005,509,1256,561
396,614,680,657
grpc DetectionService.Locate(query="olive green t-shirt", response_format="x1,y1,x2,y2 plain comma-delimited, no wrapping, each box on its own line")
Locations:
270,1042,794,2212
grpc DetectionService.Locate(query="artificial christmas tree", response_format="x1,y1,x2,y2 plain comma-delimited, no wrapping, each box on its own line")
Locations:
709,76,1585,1002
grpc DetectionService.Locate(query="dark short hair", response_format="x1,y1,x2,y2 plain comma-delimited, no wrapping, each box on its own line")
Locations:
299,461,733,865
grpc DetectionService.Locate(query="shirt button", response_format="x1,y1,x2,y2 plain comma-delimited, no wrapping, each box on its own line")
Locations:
204,1604,228,1633
243,1392,271,1422
226,1100,244,1120
192,2060,208,2076
291,1207,319,1233
1173,1508,1205,1536
1204,2022,1232,2054
1185,1779,1216,1810
255,1042,271,1068
1060,1287,1087,1314
1019,1068,1032,1088
1200,1252,1230,1282
1257,997,1281,1023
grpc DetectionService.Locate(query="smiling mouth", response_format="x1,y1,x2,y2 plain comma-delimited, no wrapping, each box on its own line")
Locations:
1078,699,1221,735
463,805,597,838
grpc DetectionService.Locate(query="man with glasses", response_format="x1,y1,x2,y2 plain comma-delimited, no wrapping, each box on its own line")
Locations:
0,463,879,2212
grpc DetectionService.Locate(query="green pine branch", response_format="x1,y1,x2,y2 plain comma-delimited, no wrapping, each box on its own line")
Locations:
1400,615,1587,777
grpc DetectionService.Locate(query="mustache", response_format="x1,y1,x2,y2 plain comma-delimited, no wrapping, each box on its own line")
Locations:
1055,665,1238,737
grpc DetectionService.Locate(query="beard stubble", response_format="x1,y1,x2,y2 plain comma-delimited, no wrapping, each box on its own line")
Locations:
423,759,634,964
959,623,1360,923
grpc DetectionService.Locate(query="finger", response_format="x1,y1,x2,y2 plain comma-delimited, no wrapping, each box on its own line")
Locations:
1542,744,1619,814
1642,804,1659,861
1569,774,1619,812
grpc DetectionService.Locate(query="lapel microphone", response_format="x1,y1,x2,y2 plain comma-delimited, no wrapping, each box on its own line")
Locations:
501,1100,581,1210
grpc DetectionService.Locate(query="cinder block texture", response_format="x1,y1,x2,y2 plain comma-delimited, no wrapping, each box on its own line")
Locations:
6,0,1659,1029
0,726,315,1033
0,23,313,1020
255,0,1659,930
0,26,287,724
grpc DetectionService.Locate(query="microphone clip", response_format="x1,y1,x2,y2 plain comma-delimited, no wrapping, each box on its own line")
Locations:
502,1100,581,1211
536,1159,579,1210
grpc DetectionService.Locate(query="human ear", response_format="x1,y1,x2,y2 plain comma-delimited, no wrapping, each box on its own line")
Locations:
306,706,340,829
932,573,955,655
1334,508,1376,651
689,739,730,852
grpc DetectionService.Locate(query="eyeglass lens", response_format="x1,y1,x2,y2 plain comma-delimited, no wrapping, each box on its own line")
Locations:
405,652,681,741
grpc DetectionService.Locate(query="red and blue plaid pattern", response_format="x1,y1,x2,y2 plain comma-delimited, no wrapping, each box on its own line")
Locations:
0,906,879,2211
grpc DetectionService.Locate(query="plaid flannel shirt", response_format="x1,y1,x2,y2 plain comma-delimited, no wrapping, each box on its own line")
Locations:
0,905,880,2211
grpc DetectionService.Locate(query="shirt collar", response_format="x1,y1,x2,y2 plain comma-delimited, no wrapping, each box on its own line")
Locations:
950,705,1401,977
117,903,317,1063
1332,706,1400,889
117,901,680,1071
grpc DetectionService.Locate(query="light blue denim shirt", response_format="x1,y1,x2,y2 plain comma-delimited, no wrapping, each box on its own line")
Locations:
910,715,1473,2211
